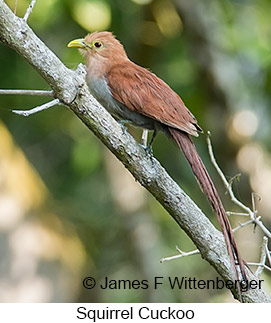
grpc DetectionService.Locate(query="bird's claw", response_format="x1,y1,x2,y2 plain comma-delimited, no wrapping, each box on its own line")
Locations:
141,144,154,158
117,120,129,134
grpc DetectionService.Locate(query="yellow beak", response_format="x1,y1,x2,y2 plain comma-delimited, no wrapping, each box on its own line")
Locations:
67,38,87,48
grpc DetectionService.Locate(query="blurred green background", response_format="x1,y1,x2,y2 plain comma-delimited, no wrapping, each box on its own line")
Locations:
0,0,270,302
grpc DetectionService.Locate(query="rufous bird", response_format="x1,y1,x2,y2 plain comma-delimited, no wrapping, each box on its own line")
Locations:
68,32,247,292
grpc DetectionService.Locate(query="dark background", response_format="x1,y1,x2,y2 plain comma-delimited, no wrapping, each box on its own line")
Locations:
0,0,270,302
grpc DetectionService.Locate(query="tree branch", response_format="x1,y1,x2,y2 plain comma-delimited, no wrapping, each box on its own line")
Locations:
12,98,60,116
0,89,54,96
0,0,270,302
207,133,271,239
160,246,200,263
23,0,36,22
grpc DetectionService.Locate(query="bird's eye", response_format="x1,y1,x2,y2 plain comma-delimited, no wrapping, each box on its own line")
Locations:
93,41,103,48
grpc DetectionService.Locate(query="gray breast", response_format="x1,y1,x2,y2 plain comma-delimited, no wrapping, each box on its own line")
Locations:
87,76,157,130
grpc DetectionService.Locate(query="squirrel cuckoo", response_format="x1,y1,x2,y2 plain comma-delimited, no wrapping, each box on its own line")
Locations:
68,32,247,288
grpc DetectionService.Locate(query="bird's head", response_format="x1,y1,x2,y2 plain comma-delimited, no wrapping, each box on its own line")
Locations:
68,31,127,63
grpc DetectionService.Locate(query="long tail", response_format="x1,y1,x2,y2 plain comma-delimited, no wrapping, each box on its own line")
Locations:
168,127,247,287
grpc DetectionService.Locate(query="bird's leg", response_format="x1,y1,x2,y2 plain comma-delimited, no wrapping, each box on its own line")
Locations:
148,129,157,147
117,119,130,134
142,129,157,157
141,129,149,148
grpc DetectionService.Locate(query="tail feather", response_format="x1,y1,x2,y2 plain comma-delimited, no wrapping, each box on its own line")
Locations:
168,127,247,286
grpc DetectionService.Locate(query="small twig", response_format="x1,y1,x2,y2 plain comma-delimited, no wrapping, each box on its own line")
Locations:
228,173,242,187
246,236,271,276
160,245,199,263
226,211,250,217
207,132,271,279
252,192,261,216
0,89,54,97
254,237,268,277
23,0,36,22
232,219,254,233
207,132,271,239
207,132,252,213
254,218,271,238
247,263,271,272
252,192,261,231
265,244,271,266
14,0,17,14
12,98,60,116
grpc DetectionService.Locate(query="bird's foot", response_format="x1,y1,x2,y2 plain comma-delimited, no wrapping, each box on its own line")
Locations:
141,143,154,158
117,120,130,134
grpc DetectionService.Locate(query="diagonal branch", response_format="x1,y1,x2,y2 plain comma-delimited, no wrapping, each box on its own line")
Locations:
0,0,270,302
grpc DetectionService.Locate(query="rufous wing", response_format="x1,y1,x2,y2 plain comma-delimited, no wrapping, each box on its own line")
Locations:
106,61,202,137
